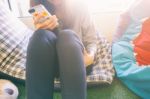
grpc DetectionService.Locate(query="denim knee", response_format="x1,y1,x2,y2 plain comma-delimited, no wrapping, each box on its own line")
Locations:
57,29,76,43
31,29,57,44
56,29,83,50
57,29,79,42
57,29,76,38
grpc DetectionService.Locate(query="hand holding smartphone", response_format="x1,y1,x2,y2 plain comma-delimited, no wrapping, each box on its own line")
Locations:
29,4,51,23
28,4,59,30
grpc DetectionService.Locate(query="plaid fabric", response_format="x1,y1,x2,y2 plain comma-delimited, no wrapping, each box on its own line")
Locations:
0,3,33,80
54,34,115,89
86,33,115,84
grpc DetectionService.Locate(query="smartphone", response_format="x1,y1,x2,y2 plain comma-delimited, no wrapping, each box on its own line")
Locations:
28,4,51,23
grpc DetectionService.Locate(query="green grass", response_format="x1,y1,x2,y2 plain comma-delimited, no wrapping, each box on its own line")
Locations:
16,78,140,99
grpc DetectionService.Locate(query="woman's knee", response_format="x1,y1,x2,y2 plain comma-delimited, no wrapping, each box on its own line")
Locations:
56,29,82,50
31,29,57,43
58,29,76,39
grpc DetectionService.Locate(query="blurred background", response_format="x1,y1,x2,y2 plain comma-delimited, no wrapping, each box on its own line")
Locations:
1,0,134,40
1,0,134,17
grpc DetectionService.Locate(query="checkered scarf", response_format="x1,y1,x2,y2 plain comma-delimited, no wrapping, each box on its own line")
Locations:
0,3,33,80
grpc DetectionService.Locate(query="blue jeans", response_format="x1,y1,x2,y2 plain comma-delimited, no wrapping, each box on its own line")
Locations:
26,29,86,99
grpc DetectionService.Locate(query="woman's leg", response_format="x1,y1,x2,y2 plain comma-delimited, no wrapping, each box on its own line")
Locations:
56,30,86,99
26,29,58,99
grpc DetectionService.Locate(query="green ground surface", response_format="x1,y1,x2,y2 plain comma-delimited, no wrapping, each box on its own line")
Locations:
17,78,140,99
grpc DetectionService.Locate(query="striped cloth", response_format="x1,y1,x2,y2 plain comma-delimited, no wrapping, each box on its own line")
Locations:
0,3,33,80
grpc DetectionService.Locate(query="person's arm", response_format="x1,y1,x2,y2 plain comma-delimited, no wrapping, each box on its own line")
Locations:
113,12,131,42
80,5,97,66
81,8,97,56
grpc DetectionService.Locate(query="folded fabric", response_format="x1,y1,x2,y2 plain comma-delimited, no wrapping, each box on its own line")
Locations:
112,41,150,99
112,2,150,97
133,18,150,65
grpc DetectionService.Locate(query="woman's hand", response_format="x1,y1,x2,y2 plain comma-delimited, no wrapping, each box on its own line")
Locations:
84,50,94,67
33,13,59,30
